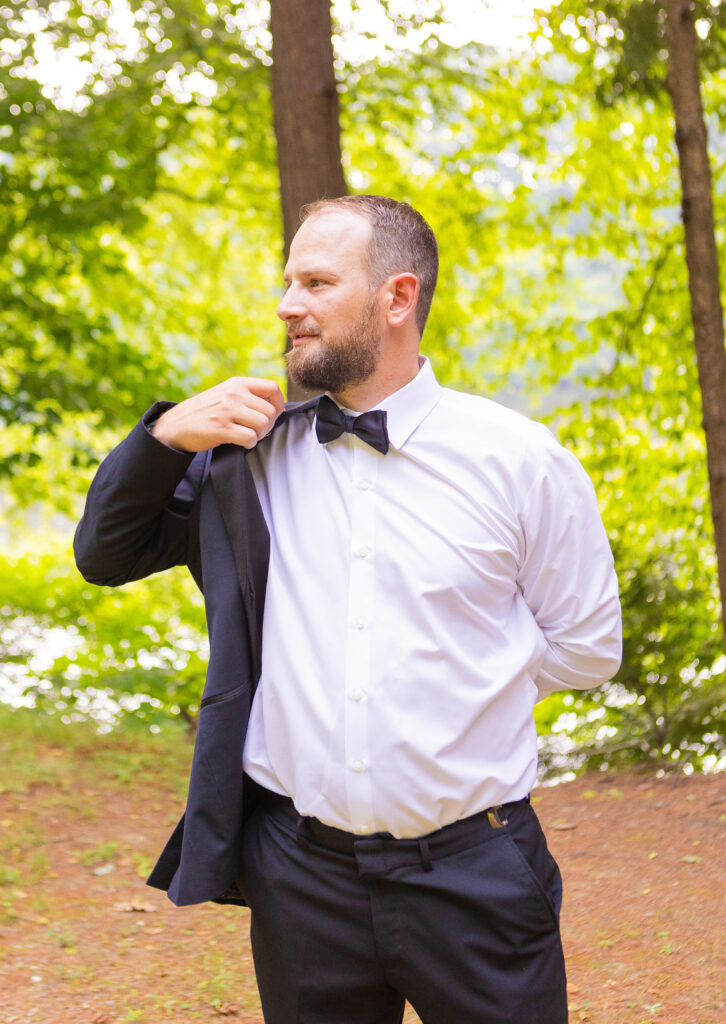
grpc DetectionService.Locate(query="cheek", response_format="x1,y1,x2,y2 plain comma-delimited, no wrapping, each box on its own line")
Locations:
317,311,345,338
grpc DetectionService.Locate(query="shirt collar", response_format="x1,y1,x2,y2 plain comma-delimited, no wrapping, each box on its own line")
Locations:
334,355,442,451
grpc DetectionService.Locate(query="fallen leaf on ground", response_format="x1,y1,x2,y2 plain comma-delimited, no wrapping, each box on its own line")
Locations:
113,900,157,913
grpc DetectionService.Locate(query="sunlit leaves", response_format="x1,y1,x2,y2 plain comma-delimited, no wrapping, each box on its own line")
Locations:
0,545,208,727
0,0,278,475
1,2,725,768
526,0,726,772
533,1,726,104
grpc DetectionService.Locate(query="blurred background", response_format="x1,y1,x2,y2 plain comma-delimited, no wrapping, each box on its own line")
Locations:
2,0,725,778
2,4,726,1022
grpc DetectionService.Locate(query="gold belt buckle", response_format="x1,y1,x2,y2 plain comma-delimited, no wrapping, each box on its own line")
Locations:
487,805,508,829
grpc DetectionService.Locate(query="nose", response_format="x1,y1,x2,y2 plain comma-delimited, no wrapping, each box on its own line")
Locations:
277,282,307,322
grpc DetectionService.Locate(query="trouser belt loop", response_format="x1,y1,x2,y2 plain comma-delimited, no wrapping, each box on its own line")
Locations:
295,815,312,850
418,837,433,872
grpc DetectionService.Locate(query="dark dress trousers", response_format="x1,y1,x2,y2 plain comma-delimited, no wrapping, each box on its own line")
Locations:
74,401,308,907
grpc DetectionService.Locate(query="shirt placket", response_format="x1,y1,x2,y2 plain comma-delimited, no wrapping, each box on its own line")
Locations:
342,438,380,833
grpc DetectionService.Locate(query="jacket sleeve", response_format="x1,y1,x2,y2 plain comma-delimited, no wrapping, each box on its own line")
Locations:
517,440,622,701
74,403,205,587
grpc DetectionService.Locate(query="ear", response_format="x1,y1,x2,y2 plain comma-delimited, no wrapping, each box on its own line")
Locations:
384,273,420,329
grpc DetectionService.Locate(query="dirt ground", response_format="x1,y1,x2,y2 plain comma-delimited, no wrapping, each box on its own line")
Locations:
0,743,724,1024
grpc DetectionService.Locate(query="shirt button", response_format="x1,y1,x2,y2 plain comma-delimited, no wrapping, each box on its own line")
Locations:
353,617,368,629
356,823,371,833
352,760,366,773
358,479,373,490
349,688,365,702
355,546,371,558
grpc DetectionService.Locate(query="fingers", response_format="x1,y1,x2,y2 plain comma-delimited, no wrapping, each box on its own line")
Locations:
238,390,283,435
222,378,284,442
247,377,286,418
229,405,275,445
151,377,285,452
222,422,266,450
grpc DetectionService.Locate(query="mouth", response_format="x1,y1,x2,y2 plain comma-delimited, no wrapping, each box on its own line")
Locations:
290,332,320,347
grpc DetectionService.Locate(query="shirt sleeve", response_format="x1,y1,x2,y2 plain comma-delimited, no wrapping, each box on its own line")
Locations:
517,437,622,701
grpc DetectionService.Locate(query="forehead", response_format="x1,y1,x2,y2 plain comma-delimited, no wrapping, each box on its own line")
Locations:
287,210,372,272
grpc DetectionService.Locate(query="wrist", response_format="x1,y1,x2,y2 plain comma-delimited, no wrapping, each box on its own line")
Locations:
148,410,189,453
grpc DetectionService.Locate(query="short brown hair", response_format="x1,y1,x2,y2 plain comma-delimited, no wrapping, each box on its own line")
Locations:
300,195,439,335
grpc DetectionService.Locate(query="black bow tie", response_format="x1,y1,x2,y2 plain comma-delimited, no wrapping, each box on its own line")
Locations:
315,395,389,455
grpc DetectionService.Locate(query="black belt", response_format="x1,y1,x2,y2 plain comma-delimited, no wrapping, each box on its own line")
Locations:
257,787,530,862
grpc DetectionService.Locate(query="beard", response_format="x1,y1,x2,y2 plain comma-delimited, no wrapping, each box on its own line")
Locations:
285,295,381,394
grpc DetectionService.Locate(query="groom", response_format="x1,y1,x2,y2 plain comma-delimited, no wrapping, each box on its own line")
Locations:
76,194,621,1024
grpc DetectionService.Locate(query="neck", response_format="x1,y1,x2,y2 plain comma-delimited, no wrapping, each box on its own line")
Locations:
331,352,421,412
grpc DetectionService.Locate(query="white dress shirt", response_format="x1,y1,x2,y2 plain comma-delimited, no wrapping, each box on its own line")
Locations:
243,357,621,837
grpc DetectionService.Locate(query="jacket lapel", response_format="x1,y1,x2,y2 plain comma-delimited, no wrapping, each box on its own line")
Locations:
209,443,269,681
208,400,320,678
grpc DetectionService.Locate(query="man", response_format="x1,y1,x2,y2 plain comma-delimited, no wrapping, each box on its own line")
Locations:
75,195,621,1024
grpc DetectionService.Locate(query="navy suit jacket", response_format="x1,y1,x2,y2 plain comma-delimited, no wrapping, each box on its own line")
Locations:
74,399,316,907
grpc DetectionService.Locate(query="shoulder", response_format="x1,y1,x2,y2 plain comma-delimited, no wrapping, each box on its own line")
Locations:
434,387,559,455
424,387,592,502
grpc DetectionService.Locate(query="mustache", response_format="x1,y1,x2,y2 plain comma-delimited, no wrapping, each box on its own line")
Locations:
287,320,321,338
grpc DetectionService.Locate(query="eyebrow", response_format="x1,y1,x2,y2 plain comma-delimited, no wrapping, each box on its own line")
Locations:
283,268,341,285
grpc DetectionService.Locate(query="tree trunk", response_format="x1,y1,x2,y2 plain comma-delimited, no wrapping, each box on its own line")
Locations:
270,0,347,257
664,0,726,639
269,0,347,399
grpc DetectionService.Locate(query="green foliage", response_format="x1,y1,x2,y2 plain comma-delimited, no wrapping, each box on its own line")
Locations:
524,0,726,773
74,840,119,867
0,702,192,797
537,542,725,776
0,544,207,728
533,1,726,104
0,0,278,475
1,2,724,772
